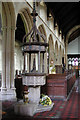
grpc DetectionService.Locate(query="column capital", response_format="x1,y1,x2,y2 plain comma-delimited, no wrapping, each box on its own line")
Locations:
11,26,16,30
1,26,7,31
2,26,16,31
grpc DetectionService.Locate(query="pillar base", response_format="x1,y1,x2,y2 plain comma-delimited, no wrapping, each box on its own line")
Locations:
28,86,40,104
0,87,17,101
14,100,54,116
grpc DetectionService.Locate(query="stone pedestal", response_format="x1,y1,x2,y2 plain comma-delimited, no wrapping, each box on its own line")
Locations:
14,73,54,116
22,74,46,104
14,102,38,116
14,100,54,116
28,86,40,103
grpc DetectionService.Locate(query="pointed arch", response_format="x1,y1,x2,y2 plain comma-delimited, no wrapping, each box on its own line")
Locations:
59,45,62,56
55,41,58,56
48,34,54,58
59,45,62,64
19,7,33,32
38,24,47,37
66,25,80,43
2,2,16,28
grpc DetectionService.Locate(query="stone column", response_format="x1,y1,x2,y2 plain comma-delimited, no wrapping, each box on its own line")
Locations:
44,52,47,73
24,53,26,71
10,26,16,93
38,51,40,73
42,53,44,73
25,53,27,71
1,26,7,91
36,54,38,71
29,53,31,72
65,42,68,69
6,26,11,90
1,26,16,100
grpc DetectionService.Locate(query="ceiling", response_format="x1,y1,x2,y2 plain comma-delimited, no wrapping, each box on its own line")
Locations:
69,28,80,43
46,2,80,43
16,3,80,43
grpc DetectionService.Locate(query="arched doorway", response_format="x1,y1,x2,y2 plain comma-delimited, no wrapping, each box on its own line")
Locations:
15,8,33,74
15,13,26,75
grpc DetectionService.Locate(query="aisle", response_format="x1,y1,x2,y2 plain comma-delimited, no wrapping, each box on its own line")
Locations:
33,83,79,119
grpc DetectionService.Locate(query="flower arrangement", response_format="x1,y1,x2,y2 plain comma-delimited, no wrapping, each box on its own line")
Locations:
39,94,53,106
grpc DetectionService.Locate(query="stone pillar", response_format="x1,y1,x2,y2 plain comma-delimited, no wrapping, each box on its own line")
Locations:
44,52,47,73
1,26,7,91
27,53,29,73
0,26,16,100
6,26,11,90
38,51,40,73
28,86,40,104
36,54,38,71
10,26,16,92
24,53,26,71
42,53,44,73
65,42,68,69
29,53,31,72
25,53,27,71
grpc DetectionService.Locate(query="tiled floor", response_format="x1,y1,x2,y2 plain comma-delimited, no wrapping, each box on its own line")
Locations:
1,78,80,120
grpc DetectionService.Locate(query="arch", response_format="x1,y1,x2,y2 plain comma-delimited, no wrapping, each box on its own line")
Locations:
20,13,29,34
59,45,62,64
38,24,47,43
2,2,15,28
38,24,47,41
55,41,58,56
66,25,80,43
19,8,33,32
15,13,26,42
48,34,54,59
55,40,59,64
60,45,62,55
15,7,33,73
65,25,80,69
16,8,33,43
48,34,55,73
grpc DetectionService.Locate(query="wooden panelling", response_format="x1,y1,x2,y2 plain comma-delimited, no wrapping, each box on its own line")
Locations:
46,70,76,100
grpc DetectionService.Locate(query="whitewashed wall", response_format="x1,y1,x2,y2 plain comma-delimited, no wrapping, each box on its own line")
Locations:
0,38,24,73
67,36,80,54
14,41,24,72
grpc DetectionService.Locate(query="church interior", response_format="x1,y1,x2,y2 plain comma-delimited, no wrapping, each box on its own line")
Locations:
0,1,80,120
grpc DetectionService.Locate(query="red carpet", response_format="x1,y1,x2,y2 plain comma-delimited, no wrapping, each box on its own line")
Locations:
33,85,79,119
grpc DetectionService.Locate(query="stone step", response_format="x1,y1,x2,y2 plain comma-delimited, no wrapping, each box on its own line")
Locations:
36,103,54,113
